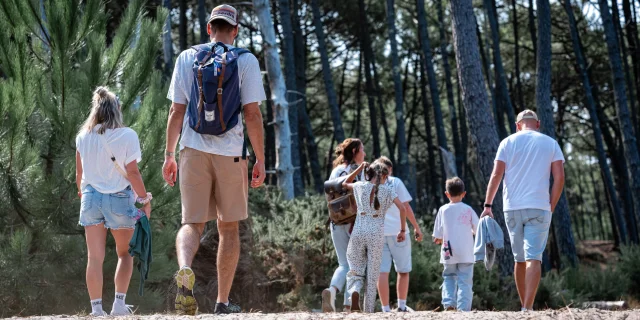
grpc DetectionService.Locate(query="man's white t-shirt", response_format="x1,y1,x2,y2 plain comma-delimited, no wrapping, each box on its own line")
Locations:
383,176,412,236
166,44,266,156
76,125,142,194
495,130,565,211
432,202,479,264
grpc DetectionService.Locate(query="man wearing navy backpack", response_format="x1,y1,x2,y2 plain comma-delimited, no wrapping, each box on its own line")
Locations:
162,4,266,315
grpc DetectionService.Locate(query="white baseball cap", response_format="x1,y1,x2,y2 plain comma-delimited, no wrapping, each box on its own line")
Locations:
516,109,539,122
208,4,238,26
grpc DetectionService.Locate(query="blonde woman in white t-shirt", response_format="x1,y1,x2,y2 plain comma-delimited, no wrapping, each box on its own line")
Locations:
75,87,151,316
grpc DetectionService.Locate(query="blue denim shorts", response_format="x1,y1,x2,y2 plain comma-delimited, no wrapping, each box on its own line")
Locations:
79,185,140,229
380,235,412,273
504,209,552,262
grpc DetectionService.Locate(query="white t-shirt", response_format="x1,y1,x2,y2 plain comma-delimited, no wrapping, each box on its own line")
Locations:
495,130,565,211
432,202,479,264
167,43,266,156
329,164,365,181
76,125,142,194
383,176,413,236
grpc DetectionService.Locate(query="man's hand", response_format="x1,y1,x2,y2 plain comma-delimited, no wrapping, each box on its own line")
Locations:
480,207,494,219
414,227,424,242
142,202,151,219
397,231,406,242
251,159,266,188
163,156,178,187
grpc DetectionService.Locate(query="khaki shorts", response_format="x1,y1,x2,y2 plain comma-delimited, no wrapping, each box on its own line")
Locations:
179,147,248,224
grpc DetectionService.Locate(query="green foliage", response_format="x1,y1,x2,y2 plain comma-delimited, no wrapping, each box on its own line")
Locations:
618,245,640,298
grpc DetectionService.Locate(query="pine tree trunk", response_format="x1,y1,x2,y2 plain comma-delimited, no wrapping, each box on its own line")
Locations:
450,0,514,275
512,0,524,112
483,0,516,134
292,0,322,193
623,0,640,135
254,0,295,200
420,56,440,209
536,0,577,266
590,167,608,240
162,0,174,77
358,0,381,158
279,0,303,197
436,0,463,175
371,57,396,163
264,74,277,186
477,22,506,139
311,0,345,142
458,79,469,181
528,0,537,62
179,0,187,50
198,0,207,43
597,0,640,244
355,51,363,138
386,0,409,183
563,0,628,244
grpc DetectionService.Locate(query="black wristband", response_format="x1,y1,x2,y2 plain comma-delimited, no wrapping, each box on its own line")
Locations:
484,203,492,208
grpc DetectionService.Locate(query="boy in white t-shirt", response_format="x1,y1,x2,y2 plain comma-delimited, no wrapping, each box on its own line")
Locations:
432,177,479,312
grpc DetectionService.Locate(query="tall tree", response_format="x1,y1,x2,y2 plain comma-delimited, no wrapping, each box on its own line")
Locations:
420,56,440,209
597,0,640,244
197,0,207,43
254,0,295,200
436,0,463,175
483,0,516,133
162,0,174,77
417,0,451,182
622,0,640,134
511,0,524,112
563,0,627,244
528,0,537,62
292,0,322,193
279,0,303,196
450,0,513,275
386,0,409,183
477,22,506,139
358,0,381,157
311,0,346,142
535,0,577,266
179,0,187,50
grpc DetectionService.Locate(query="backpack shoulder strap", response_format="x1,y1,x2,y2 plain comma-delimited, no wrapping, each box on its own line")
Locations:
97,132,129,180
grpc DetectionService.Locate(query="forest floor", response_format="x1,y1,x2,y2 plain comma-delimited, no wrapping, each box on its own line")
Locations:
17,309,640,320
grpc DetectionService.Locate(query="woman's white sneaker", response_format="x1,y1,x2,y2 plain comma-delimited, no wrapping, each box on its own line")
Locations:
110,303,134,316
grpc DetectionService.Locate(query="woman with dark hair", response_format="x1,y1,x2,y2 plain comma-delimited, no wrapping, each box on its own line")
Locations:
321,138,366,312
341,160,406,313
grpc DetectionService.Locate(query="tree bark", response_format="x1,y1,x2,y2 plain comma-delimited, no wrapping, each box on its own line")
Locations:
483,0,517,134
420,55,440,209
528,0,537,62
436,0,463,175
354,51,363,138
536,0,577,266
597,0,640,244
477,22,506,139
292,0,322,193
254,0,295,200
279,0,303,197
512,0,524,112
450,0,513,275
358,0,381,158
371,57,396,164
198,0,207,43
311,0,346,142
386,0,410,183
162,0,174,77
179,0,187,50
563,0,628,244
622,0,640,135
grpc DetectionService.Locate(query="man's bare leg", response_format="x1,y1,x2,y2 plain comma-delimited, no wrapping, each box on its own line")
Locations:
217,219,240,304
523,260,542,309
377,273,390,307
176,223,205,267
514,262,526,308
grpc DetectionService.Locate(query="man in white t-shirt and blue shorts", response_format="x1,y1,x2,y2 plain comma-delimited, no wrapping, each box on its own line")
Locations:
481,110,565,312
162,4,266,315
375,157,424,312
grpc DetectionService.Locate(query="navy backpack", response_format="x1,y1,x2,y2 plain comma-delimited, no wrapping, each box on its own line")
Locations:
187,42,249,136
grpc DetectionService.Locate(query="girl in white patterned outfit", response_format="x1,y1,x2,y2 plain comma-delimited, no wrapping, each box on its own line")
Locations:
342,161,407,313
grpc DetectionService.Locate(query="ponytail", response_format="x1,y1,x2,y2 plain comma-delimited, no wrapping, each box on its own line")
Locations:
333,138,363,168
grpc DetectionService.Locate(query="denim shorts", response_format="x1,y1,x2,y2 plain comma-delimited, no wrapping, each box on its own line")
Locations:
504,209,552,262
380,235,412,273
79,185,140,229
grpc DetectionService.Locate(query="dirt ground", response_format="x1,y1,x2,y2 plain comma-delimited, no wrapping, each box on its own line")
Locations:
18,309,640,320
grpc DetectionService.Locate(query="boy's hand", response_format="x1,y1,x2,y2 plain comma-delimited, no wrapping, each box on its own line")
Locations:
433,237,443,245
397,232,406,242
480,207,494,219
